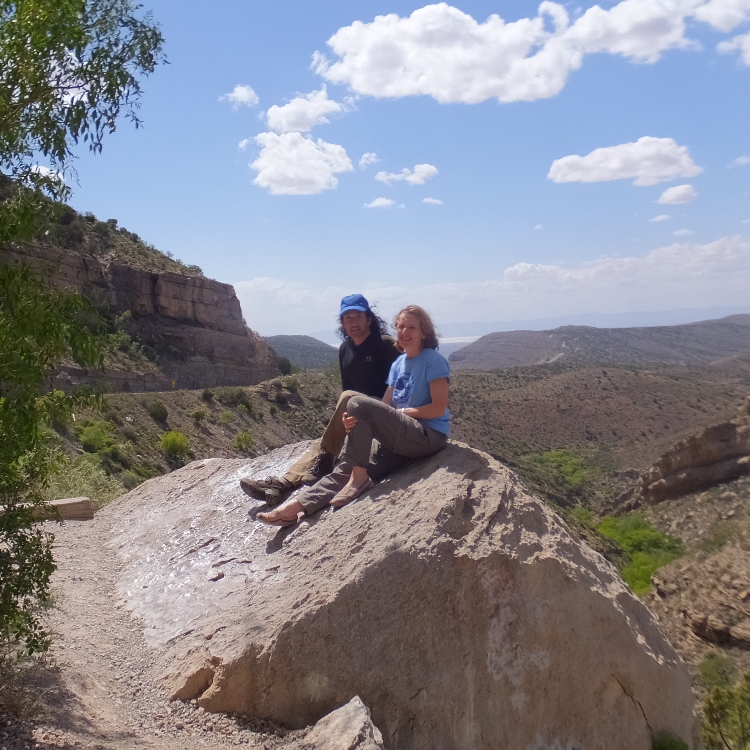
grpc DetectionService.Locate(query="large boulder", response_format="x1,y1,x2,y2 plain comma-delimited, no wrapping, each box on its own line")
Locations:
105,441,695,750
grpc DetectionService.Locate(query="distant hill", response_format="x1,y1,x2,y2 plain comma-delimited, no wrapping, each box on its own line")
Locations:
265,335,338,370
449,315,750,371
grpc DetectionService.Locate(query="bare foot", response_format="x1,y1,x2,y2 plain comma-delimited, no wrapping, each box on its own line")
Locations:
256,499,304,527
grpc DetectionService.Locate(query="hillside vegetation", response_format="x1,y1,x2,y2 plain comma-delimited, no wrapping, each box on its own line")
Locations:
0,174,202,277
264,335,338,370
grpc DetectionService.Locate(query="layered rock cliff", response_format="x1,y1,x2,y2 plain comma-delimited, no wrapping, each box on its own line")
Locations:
623,396,750,506
4,243,278,391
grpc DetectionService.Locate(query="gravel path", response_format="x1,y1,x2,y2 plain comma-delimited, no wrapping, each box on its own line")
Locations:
0,516,308,750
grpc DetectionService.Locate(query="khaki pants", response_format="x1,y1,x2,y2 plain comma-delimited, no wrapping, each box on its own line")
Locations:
282,390,360,486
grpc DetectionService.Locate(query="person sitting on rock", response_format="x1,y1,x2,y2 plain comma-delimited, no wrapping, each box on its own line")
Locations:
256,305,450,526
240,293,399,504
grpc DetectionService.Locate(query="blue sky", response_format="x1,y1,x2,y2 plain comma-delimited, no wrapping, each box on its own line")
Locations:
68,0,750,336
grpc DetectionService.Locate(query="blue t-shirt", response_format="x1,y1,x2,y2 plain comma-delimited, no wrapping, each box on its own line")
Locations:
387,348,451,435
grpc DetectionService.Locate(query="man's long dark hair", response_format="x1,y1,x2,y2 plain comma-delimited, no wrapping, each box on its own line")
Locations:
337,309,390,342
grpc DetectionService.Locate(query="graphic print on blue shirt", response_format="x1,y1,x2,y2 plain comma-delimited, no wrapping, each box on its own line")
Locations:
391,372,414,410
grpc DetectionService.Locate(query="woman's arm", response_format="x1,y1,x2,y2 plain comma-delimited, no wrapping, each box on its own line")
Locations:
401,377,449,420
382,386,394,407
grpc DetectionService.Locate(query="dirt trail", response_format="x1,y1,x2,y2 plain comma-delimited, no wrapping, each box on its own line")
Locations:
0,516,306,750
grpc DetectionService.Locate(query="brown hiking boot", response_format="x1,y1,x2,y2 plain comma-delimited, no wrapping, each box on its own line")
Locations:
240,476,294,502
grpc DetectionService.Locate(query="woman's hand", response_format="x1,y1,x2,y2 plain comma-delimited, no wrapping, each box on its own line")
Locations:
342,411,358,433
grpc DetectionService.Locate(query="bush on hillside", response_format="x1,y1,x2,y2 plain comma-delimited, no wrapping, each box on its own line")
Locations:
598,514,683,595
215,386,252,409
201,389,214,401
144,399,168,422
78,421,115,453
652,731,689,750
699,651,736,691
282,376,299,392
232,431,254,454
160,431,190,460
191,409,206,424
44,453,123,509
278,357,292,375
703,672,750,750
219,411,234,425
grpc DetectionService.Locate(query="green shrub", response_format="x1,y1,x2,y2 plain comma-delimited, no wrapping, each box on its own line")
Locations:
527,449,589,492
219,410,234,425
121,471,141,491
699,651,735,691
274,391,289,405
44,454,123,509
703,673,750,749
120,424,137,441
269,404,278,416
201,389,214,401
598,514,684,595
191,409,206,424
237,404,248,414
232,431,254,454
282,376,299,392
160,431,190,460
215,386,252,409
278,356,292,375
653,731,689,750
78,421,115,453
144,399,168,422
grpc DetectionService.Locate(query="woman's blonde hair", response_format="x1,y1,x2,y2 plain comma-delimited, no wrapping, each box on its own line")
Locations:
394,305,439,350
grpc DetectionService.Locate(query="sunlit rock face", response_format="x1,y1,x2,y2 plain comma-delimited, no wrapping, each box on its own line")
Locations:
105,441,696,750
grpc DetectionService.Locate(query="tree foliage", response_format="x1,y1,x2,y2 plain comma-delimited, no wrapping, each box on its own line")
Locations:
703,673,750,750
0,264,103,653
0,0,165,241
0,0,164,654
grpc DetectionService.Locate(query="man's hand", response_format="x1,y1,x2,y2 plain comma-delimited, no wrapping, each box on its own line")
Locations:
342,411,358,434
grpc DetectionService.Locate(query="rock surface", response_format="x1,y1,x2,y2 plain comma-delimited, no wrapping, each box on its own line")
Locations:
5,243,278,390
301,697,383,750
625,396,750,506
104,442,695,750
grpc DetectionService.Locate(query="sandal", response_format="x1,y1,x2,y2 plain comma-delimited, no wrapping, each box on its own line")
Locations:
330,477,374,508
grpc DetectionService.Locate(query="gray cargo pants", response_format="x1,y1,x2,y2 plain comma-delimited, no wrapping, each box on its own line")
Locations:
296,394,447,516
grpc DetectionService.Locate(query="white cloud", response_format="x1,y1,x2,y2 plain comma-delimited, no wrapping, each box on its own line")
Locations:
422,197,443,205
375,163,438,185
719,31,750,63
265,87,343,133
650,214,671,221
220,84,259,110
251,132,353,195
728,155,750,167
238,139,251,151
233,237,750,334
365,197,396,208
534,224,543,230
657,184,698,204
673,228,694,236
695,0,750,32
358,152,380,169
312,1,746,106
548,137,701,186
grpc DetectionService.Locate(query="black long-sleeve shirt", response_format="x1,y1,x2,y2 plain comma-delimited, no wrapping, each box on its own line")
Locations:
339,333,399,398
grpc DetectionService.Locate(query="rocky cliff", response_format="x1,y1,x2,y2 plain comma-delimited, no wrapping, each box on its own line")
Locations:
4,243,278,391
105,441,696,750
623,396,750,506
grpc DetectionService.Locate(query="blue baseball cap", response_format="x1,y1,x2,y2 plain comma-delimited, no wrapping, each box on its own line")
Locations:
340,293,370,315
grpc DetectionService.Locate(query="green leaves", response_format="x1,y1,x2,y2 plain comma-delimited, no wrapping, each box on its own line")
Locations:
703,673,750,749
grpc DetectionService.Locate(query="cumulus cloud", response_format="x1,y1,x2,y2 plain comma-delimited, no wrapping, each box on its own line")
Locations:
422,197,443,204
674,228,695,236
312,1,748,106
358,152,380,168
548,137,701,186
728,155,750,167
375,163,438,185
719,31,750,63
265,87,343,133
650,214,671,221
365,197,396,208
657,184,698,204
695,0,750,33
238,138,251,151
233,236,750,334
251,132,353,195
220,84,259,110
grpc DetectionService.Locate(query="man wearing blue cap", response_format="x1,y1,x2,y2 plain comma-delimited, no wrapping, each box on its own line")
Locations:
241,293,398,503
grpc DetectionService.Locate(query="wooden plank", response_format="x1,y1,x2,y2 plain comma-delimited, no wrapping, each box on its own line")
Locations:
33,497,94,521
